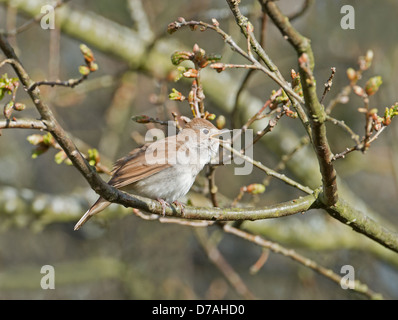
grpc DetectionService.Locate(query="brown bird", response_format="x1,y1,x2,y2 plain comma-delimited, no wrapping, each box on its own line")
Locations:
74,118,223,230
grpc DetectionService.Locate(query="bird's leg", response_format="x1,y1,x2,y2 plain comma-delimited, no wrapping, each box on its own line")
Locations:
172,200,185,217
157,198,170,216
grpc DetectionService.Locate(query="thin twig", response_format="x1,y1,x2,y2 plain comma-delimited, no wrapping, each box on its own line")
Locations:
169,19,304,105
332,126,386,161
230,89,282,152
250,106,287,146
262,1,338,206
231,9,267,128
219,140,314,194
241,95,275,130
263,136,310,188
361,95,372,152
131,115,170,126
222,223,383,300
320,67,336,104
326,85,351,115
287,0,315,21
132,208,214,227
0,118,49,131
249,249,269,274
231,185,248,207
211,63,260,71
127,0,154,41
195,228,257,300
0,58,19,69
225,0,311,139
326,115,361,144
207,165,219,207
231,68,255,128
28,75,88,92
259,7,268,47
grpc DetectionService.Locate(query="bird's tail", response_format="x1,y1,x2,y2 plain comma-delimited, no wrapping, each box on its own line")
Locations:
74,198,110,230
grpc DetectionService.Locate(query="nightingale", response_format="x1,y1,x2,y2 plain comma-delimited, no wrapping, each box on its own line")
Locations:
74,117,223,230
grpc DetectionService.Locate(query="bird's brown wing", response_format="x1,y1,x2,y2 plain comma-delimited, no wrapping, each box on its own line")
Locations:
108,138,178,189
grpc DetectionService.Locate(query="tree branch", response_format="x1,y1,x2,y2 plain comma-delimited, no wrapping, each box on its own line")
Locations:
1,1,397,256
287,0,315,21
0,33,128,209
0,118,49,131
223,223,383,299
195,228,257,299
326,199,398,253
261,0,338,206
224,0,311,138
0,31,320,222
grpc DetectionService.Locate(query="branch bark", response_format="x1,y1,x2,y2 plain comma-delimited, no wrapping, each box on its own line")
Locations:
261,0,338,206
326,199,398,253
0,118,49,130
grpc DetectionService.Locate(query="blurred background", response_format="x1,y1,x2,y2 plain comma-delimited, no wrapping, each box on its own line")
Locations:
0,0,398,299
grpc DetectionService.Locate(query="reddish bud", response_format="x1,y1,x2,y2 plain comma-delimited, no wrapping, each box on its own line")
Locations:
13,103,26,111
131,115,151,123
383,116,391,126
171,51,193,65
3,101,14,119
210,63,226,73
246,22,254,33
79,44,95,63
182,68,198,78
298,53,309,66
193,43,201,52
167,22,178,34
246,183,265,194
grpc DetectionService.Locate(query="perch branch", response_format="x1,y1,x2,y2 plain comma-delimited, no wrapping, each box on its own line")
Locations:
1,28,320,222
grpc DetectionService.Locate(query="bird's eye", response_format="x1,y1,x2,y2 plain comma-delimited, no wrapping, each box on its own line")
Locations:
202,128,210,134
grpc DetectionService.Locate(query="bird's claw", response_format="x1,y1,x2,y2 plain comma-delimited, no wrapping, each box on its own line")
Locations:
156,199,185,217
172,200,185,217
157,198,170,216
